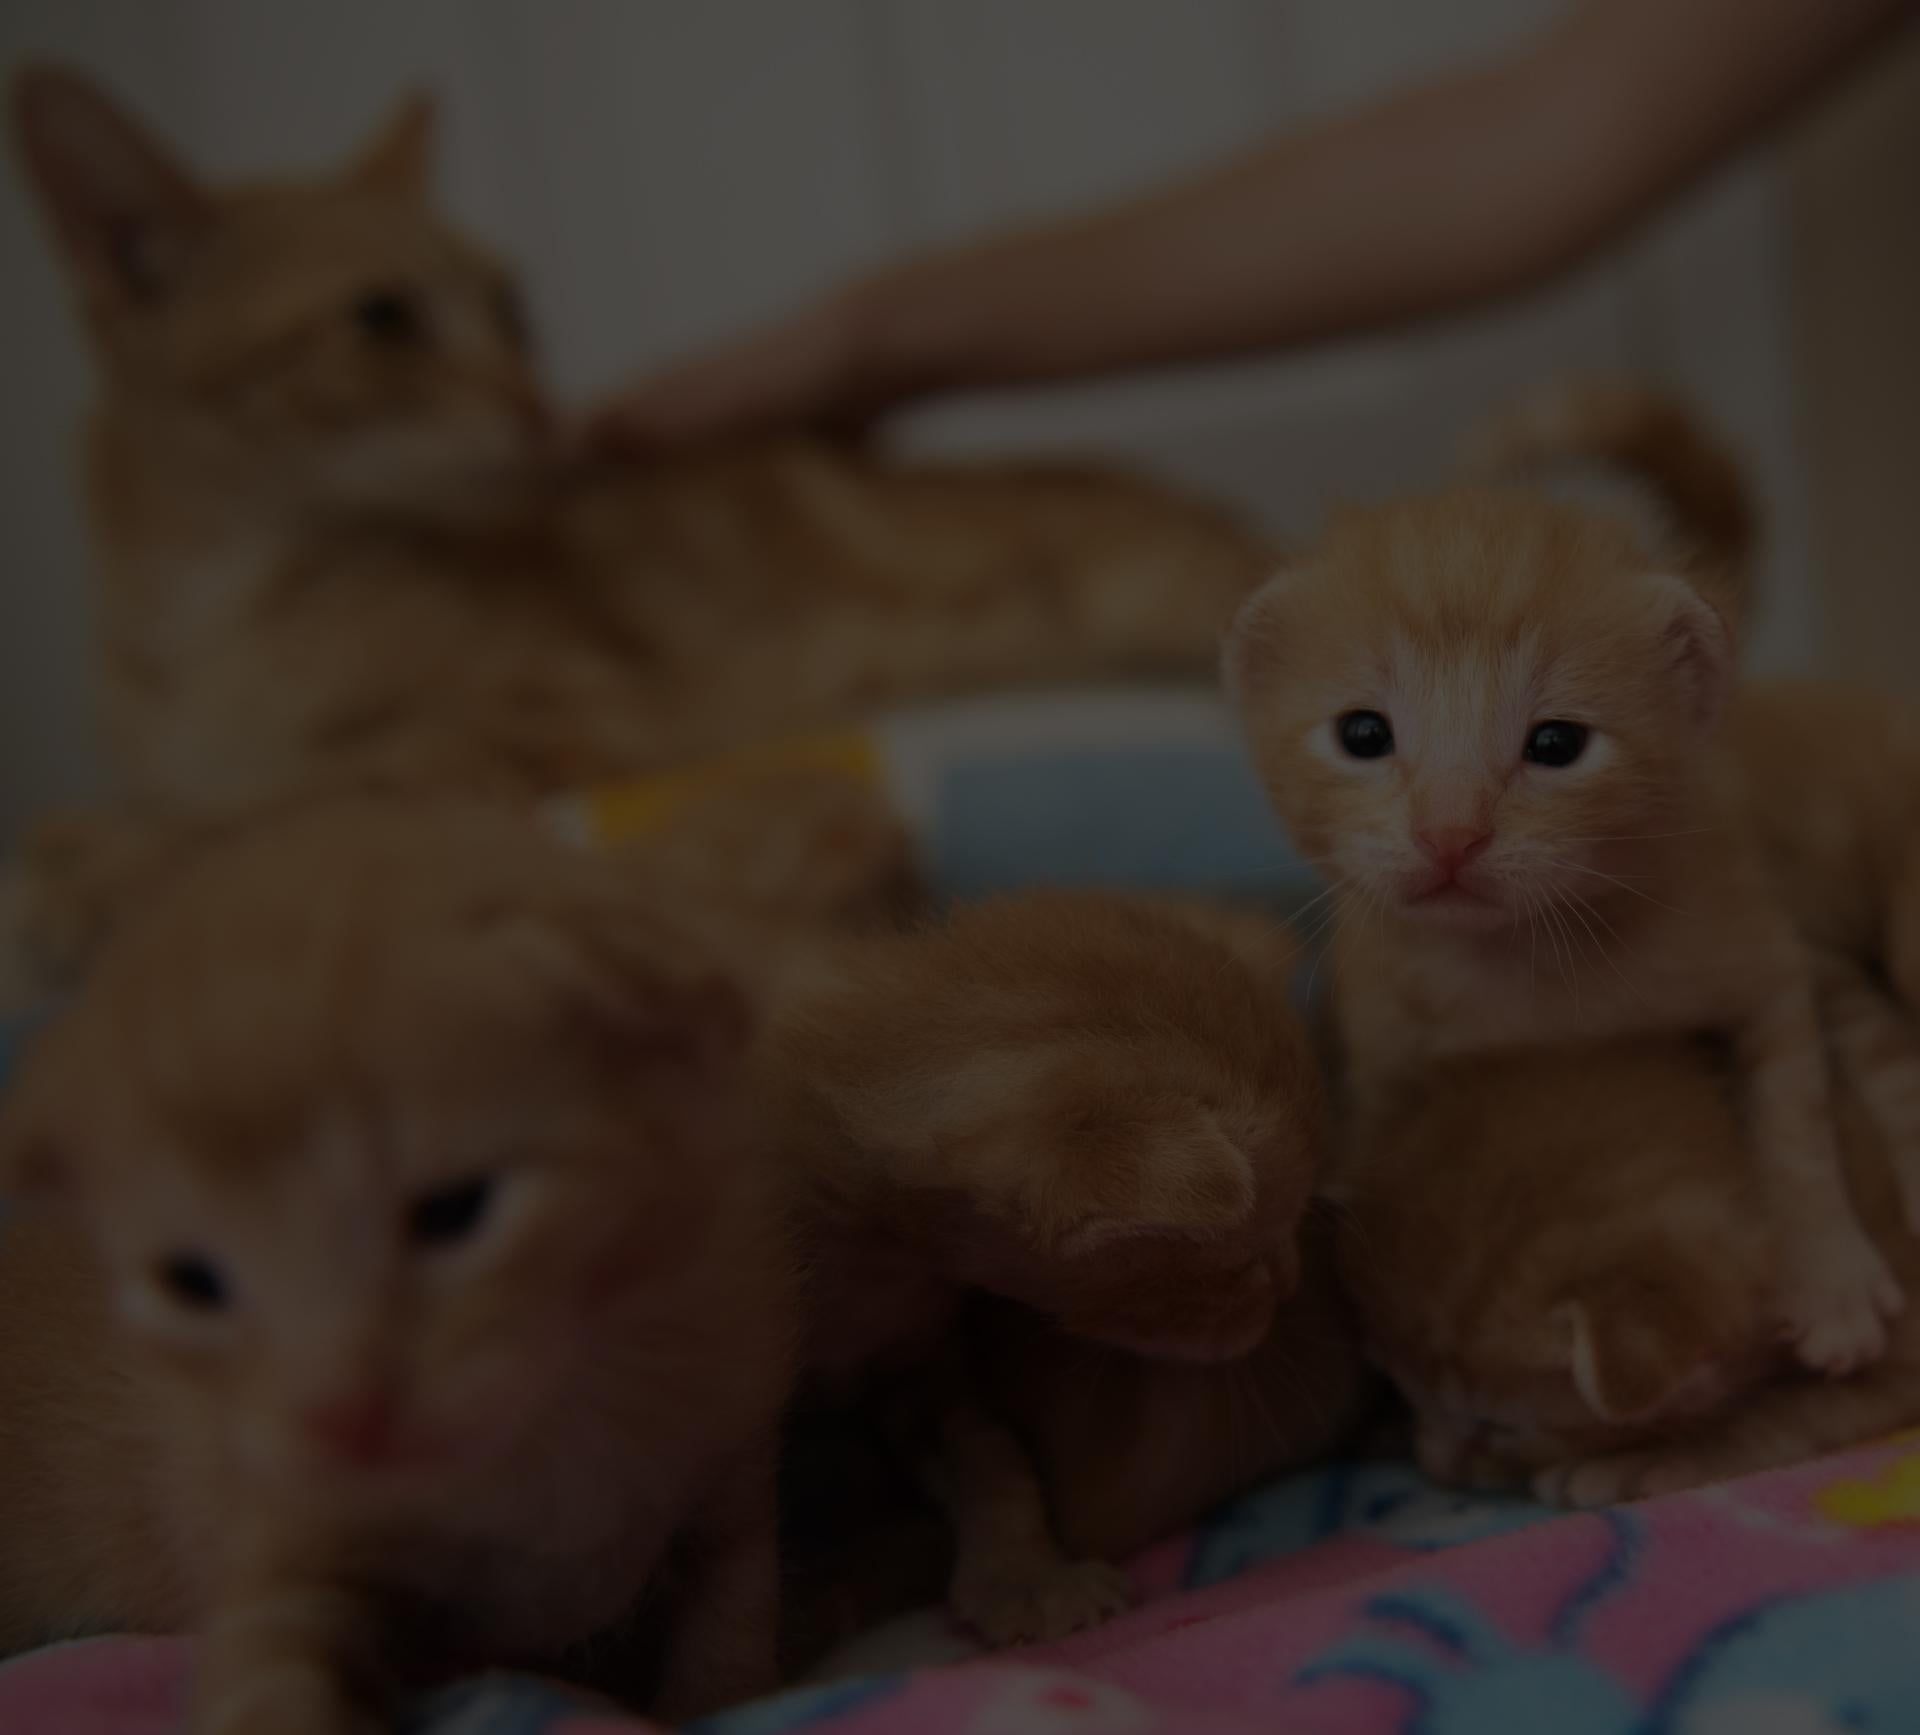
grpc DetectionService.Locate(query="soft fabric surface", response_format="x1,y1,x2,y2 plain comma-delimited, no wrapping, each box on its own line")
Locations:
7,1436,1920,1733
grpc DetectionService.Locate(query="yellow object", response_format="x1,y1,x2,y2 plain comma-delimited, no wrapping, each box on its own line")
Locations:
1815,1437,1920,1529
557,728,885,847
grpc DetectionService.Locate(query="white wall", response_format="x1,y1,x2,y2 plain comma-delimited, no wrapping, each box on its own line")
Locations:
0,0,1812,843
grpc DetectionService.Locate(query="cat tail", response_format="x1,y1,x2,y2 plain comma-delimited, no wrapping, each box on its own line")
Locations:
1464,377,1759,631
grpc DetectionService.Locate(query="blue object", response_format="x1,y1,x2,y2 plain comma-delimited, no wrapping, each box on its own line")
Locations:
929,743,1314,905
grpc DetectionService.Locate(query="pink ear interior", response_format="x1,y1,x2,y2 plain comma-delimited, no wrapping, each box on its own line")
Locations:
1221,565,1307,713
1643,572,1734,735
11,66,212,308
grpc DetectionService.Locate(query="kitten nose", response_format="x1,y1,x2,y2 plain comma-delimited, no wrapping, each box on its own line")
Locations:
1415,825,1493,877
303,1390,397,1464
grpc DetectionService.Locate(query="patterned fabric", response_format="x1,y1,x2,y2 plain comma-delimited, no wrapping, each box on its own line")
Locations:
7,1438,1920,1734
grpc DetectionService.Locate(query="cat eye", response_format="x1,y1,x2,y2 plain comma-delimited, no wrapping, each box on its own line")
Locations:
352,287,424,345
407,1175,495,1249
156,1253,230,1313
1524,721,1590,768
1336,711,1395,760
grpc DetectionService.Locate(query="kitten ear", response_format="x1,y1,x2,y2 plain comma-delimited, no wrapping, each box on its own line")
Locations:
0,1040,76,1200
1559,1283,1713,1426
347,92,436,200
11,65,212,315
497,889,753,1082
1641,572,1734,736
1053,1111,1259,1254
1221,565,1307,714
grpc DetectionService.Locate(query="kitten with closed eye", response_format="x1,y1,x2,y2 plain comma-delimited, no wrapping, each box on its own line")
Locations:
10,68,1268,822
768,892,1371,1648
0,800,794,1730
1338,965,1920,1509
1226,403,1900,1374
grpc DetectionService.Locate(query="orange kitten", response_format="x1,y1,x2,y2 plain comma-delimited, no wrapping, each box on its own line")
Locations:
12,68,1268,820
768,892,1369,1644
0,801,793,1727
1728,678,1920,1010
1226,471,1899,1372
1338,967,1920,1508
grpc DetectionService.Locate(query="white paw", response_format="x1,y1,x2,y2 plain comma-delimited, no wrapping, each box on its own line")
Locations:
951,1555,1134,1648
1780,1232,1904,1375
1534,1449,1709,1510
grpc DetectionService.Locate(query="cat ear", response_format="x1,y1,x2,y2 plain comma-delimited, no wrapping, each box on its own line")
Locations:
1053,1111,1259,1255
1559,1284,1712,1426
1641,572,1734,736
0,1041,75,1200
1221,564,1307,713
491,887,753,1083
347,92,436,200
11,65,212,314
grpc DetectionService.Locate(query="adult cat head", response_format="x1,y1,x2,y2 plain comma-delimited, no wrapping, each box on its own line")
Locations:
13,66,548,518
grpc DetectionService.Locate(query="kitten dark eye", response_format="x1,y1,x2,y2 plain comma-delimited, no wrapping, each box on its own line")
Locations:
1337,711,1395,760
352,287,424,345
407,1176,495,1249
1524,721,1590,768
157,1253,229,1313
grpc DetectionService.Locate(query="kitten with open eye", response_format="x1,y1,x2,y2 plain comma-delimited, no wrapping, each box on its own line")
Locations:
1226,399,1901,1375
1338,966,1920,1510
0,800,793,1730
768,892,1370,1649
10,67,1269,823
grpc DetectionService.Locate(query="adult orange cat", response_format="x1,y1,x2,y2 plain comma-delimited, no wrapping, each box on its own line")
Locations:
11,68,1269,818
0,800,795,1728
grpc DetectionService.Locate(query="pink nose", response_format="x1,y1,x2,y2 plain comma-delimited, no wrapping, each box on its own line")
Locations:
1416,826,1493,879
302,1391,397,1464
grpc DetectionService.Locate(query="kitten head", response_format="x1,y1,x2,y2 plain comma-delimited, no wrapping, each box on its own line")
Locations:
1335,1041,1773,1485
0,800,770,1501
1225,493,1733,929
12,67,547,515
788,894,1325,1362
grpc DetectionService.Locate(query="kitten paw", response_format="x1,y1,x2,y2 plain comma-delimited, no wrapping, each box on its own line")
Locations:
1533,1448,1713,1510
1779,1235,1905,1375
951,1555,1133,1648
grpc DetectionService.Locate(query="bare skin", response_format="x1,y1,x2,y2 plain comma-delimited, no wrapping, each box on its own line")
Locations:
587,0,1912,448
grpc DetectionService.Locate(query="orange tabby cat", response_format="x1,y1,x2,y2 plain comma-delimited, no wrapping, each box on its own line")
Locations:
768,892,1370,1645
1226,466,1901,1372
0,800,794,1728
12,67,1268,819
1338,962,1920,1509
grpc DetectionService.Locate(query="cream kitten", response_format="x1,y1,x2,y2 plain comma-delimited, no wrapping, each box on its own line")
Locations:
0,800,793,1729
1339,963,1920,1509
768,892,1370,1646
1227,474,1901,1372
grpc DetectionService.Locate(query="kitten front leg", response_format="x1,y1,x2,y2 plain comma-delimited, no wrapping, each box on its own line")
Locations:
651,1443,783,1723
191,1550,391,1735
1535,1364,1920,1509
1737,978,1903,1373
890,1352,1132,1649
1816,954,1920,1232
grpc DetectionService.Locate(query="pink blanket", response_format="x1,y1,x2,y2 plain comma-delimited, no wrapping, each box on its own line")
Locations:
9,1437,1920,1734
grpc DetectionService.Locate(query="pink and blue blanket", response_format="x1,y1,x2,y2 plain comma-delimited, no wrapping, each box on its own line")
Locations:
7,1435,1919,1733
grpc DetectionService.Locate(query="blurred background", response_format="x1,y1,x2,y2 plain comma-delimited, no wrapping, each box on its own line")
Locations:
0,0,1914,845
